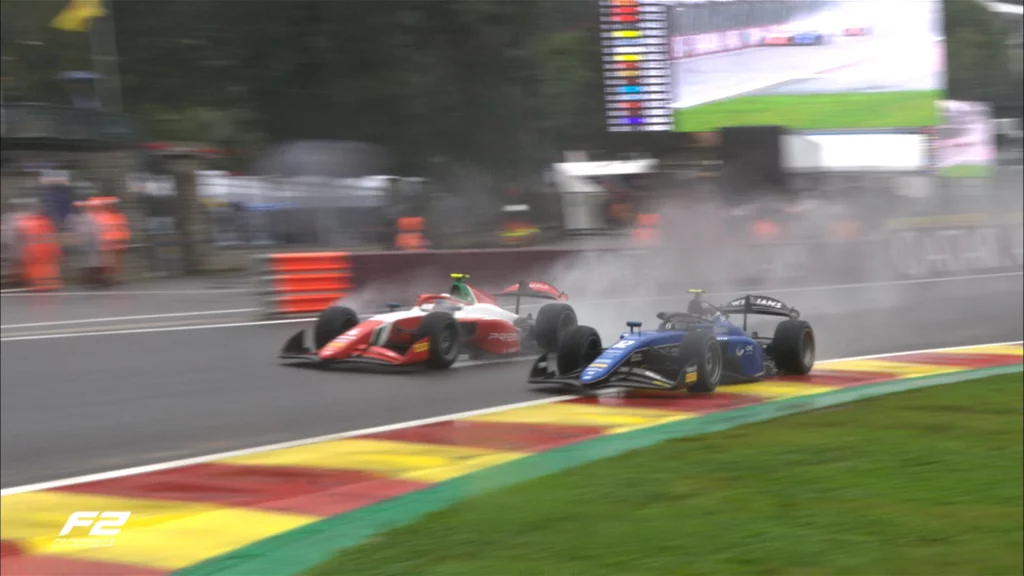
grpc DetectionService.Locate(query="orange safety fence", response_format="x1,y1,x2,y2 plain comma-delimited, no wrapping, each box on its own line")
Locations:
394,217,428,251
632,213,661,246
256,252,353,316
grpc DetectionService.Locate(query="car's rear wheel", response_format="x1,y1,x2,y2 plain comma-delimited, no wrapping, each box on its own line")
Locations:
771,320,815,375
314,305,359,350
415,311,461,369
535,303,578,353
556,325,603,375
677,330,723,393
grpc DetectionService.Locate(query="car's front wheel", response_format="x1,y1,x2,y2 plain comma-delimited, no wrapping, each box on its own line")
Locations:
534,303,578,353
677,330,723,393
556,325,603,375
415,311,461,369
314,305,359,350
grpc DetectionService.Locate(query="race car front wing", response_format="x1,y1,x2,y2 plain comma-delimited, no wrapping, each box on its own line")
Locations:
278,329,415,368
528,354,698,392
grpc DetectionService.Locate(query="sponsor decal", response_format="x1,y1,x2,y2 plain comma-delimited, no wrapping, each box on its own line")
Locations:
684,367,698,384
613,340,633,349
671,25,784,59
637,369,672,387
488,332,518,343
412,340,430,353
325,329,360,351
589,362,608,369
54,511,131,550
728,296,784,309
889,226,1021,277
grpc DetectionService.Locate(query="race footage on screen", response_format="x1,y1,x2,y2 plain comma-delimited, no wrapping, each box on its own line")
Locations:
601,0,947,132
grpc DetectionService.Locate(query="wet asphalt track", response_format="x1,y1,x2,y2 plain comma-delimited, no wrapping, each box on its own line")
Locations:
1,273,1022,488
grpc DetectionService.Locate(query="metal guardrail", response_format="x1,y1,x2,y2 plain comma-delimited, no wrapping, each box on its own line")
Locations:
0,103,141,145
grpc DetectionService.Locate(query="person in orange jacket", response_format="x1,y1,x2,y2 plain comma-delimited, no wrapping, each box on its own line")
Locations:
8,198,63,291
90,197,131,284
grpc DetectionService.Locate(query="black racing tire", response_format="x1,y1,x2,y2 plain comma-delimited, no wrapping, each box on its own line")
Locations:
534,302,578,353
676,330,723,393
415,311,461,369
771,320,815,375
314,305,360,350
556,325,603,375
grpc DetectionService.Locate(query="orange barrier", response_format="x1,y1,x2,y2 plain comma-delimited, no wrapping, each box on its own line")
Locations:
394,217,428,251
832,219,862,241
632,213,661,246
751,219,782,243
257,252,352,315
501,221,540,246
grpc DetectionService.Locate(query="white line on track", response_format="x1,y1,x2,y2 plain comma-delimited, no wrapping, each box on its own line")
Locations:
2,340,1019,497
2,271,1020,342
0,317,312,341
0,288,251,296
0,308,260,329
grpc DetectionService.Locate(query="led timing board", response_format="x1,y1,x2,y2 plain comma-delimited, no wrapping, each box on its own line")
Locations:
600,0,672,132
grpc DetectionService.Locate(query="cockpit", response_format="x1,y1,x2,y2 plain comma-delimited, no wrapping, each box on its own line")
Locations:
432,298,464,313
658,313,718,332
449,281,475,303
656,290,723,331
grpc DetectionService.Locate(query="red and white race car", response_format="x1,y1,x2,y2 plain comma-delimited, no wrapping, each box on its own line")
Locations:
279,274,581,370
840,26,872,36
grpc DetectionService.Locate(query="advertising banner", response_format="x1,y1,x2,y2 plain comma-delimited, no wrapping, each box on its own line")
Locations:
934,100,997,177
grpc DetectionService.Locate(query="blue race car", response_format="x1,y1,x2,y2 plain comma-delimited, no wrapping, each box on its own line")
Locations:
791,31,828,45
528,289,815,394
763,30,829,46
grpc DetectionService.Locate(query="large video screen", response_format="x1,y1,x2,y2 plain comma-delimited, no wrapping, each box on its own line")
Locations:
601,0,947,132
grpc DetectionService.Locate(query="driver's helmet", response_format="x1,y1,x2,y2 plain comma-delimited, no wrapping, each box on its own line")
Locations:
687,298,716,317
449,282,474,303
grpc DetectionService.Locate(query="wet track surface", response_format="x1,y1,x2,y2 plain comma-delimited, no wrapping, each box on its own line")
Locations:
2,273,1022,488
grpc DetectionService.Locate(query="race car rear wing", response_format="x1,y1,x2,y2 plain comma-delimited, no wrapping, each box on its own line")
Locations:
494,280,568,314
717,294,800,330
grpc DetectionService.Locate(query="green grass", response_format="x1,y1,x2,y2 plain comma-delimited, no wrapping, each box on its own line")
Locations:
308,374,1024,576
675,90,943,132
939,164,993,178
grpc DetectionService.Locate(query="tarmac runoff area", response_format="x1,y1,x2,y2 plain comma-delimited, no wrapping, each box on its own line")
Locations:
0,271,1021,490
